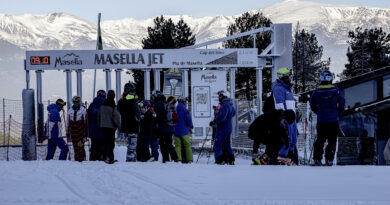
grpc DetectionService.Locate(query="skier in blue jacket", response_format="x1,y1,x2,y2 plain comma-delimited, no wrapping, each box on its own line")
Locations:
310,70,345,166
174,96,193,163
46,99,69,160
211,90,236,165
272,67,298,164
88,90,106,161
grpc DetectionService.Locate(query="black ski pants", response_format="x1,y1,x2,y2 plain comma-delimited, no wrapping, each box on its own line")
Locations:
90,137,105,161
159,132,178,163
313,122,339,161
102,128,116,163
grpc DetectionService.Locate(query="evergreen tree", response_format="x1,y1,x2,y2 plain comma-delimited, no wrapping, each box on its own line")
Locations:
223,12,272,100
131,16,195,98
340,27,390,80
293,23,330,93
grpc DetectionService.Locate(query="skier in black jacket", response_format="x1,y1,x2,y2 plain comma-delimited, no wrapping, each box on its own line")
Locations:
117,82,141,162
249,109,296,165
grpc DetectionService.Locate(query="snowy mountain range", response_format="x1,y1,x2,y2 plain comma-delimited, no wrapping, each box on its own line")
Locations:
1,0,390,100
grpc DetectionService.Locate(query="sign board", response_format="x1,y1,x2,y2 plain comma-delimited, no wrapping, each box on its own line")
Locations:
25,48,258,70
191,70,227,139
163,68,182,98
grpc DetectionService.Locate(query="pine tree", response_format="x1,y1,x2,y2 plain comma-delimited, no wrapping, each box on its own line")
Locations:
130,16,195,98
340,27,390,80
293,23,330,93
223,12,272,100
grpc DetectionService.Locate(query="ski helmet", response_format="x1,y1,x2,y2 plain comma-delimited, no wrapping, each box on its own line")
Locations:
124,82,136,95
152,90,163,98
277,67,291,79
177,96,187,103
97,90,106,98
56,98,66,107
217,90,230,102
320,70,333,83
72,96,81,103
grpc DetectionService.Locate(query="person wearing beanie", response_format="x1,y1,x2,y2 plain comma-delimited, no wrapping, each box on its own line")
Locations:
98,90,121,164
310,70,345,166
88,90,106,161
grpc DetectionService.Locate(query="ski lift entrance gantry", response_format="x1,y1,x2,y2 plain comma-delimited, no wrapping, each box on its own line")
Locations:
24,23,291,142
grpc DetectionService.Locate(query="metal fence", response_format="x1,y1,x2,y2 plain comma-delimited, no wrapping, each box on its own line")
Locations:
0,97,317,163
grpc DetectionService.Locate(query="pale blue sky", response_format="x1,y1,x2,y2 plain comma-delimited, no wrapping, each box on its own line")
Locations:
0,0,388,23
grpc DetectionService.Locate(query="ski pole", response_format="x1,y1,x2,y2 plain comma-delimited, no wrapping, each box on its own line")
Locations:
196,126,212,163
62,108,72,160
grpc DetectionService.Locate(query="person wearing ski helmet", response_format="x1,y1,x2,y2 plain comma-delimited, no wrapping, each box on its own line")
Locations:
46,98,69,160
211,90,236,165
118,82,141,162
310,70,345,166
272,67,298,164
98,90,121,164
88,90,106,161
137,100,157,162
66,96,87,162
174,96,193,163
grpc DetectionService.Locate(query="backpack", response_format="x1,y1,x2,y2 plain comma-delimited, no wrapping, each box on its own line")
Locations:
165,103,178,126
262,92,275,113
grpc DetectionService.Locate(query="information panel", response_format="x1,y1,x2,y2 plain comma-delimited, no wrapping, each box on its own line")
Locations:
25,48,258,70
191,70,227,139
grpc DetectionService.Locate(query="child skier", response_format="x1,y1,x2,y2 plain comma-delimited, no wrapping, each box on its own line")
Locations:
67,96,87,162
137,100,156,162
46,99,69,160
249,109,296,165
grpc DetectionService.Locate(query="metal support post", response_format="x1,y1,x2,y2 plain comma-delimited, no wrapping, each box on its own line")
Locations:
104,69,112,92
36,70,44,142
229,68,236,99
256,67,263,116
115,69,122,103
76,69,83,100
271,24,292,82
25,60,30,89
153,69,161,91
182,69,189,98
2,98,5,145
144,69,151,100
65,70,72,111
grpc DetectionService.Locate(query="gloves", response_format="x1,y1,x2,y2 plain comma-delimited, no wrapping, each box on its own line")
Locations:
209,121,215,126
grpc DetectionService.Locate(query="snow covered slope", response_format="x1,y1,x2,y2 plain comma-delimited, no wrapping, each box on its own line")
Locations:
1,148,389,205
1,0,390,100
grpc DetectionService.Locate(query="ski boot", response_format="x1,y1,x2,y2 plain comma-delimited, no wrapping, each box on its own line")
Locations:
215,155,226,165
252,153,261,165
325,159,334,166
277,156,293,166
313,159,323,166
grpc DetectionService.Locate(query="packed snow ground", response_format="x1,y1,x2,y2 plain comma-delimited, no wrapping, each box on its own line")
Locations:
1,146,389,205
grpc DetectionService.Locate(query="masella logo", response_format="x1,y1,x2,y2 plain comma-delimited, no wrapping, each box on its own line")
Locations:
55,53,83,67
200,72,217,83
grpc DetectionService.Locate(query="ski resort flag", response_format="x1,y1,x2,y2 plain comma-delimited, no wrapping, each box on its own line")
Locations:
96,13,103,50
